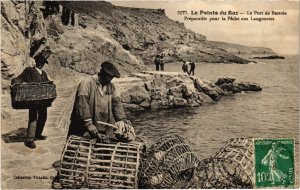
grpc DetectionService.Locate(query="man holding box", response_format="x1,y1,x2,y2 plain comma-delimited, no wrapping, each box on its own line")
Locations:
13,54,50,149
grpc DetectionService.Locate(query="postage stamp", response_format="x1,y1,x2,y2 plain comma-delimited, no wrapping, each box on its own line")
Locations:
254,138,295,188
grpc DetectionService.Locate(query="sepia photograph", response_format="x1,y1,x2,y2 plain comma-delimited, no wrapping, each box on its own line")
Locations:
1,0,299,189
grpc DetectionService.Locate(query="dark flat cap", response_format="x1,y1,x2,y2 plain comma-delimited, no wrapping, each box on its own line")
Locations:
34,54,48,64
101,61,120,78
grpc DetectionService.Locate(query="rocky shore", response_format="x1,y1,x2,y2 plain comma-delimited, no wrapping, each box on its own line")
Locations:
114,71,262,112
252,55,285,59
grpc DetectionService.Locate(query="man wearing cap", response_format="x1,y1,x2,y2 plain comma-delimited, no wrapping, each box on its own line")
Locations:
67,61,134,141
12,55,50,149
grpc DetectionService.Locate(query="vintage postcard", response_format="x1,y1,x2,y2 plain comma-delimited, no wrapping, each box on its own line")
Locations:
1,0,299,189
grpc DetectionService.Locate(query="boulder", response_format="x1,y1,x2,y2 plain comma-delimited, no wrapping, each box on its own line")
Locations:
150,100,159,109
150,89,167,100
140,100,150,109
182,83,196,98
166,77,184,89
173,98,188,107
123,103,144,111
235,82,262,91
198,92,214,104
147,77,167,90
131,92,150,104
168,85,183,98
215,77,236,85
218,83,241,94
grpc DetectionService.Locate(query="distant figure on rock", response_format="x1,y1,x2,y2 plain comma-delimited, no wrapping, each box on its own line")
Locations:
67,61,135,142
182,61,188,74
159,53,165,71
12,55,51,149
189,61,195,76
154,55,160,71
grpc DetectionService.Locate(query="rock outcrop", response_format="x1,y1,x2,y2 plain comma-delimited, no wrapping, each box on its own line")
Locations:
252,55,285,59
56,1,252,64
209,41,276,55
114,72,262,112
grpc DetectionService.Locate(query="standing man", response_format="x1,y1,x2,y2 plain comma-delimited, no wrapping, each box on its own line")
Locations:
13,54,50,149
154,54,160,71
67,61,135,141
189,61,195,76
182,61,188,74
159,53,165,71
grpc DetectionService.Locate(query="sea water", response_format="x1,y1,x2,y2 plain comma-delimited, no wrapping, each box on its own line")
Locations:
128,55,299,159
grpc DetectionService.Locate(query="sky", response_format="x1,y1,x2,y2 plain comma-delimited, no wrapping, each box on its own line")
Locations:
111,1,299,55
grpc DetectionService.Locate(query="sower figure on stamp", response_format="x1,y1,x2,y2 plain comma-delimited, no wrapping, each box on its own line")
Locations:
261,142,289,184
12,54,51,149
67,61,135,142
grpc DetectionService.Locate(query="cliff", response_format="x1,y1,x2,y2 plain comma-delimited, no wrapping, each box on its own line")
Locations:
58,1,252,64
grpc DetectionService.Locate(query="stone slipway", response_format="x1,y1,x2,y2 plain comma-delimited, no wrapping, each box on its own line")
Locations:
1,80,78,189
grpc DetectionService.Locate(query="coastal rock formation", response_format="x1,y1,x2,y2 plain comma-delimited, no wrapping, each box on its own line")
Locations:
114,72,262,112
56,1,252,64
209,41,276,55
252,55,285,59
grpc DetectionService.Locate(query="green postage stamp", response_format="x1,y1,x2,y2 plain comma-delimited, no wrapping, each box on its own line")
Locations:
254,138,295,188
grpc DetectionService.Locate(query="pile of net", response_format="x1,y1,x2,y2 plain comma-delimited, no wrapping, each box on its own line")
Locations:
190,138,254,188
139,134,200,188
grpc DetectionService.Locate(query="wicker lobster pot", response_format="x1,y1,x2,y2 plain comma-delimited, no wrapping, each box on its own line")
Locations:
193,138,254,188
10,81,57,109
59,135,143,189
139,135,199,189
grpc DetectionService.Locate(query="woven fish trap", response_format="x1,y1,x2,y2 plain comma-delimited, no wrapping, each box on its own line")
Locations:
139,134,199,188
58,135,143,189
213,137,254,183
191,138,254,188
193,157,252,188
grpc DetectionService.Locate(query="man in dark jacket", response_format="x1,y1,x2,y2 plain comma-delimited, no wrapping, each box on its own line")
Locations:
67,61,135,141
13,55,50,149
154,55,160,71
189,61,195,76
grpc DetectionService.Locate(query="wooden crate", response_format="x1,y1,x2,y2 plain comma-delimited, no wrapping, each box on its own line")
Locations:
59,135,142,189
10,81,56,109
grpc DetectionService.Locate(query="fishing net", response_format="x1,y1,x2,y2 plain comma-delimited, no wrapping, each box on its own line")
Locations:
139,134,199,188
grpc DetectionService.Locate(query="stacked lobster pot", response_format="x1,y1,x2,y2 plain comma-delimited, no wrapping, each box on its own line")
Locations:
194,138,254,188
139,135,200,189
59,135,143,189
